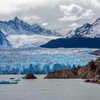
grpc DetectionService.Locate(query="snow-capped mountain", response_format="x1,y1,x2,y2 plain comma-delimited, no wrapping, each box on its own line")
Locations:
0,17,61,48
68,18,100,38
0,31,11,48
41,18,100,48
0,17,59,36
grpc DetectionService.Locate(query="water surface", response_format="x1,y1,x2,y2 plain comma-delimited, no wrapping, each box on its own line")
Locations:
0,75,100,100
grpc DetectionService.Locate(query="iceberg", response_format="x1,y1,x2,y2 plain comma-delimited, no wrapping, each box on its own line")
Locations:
0,80,18,84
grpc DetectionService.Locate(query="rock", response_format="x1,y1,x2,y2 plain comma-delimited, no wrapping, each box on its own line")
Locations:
44,70,79,79
78,68,96,79
10,78,15,80
44,58,100,85
97,80,100,84
84,59,100,84
45,60,97,79
78,67,88,79
24,74,37,79
78,60,97,79
96,66,100,75
85,79,97,83
85,79,100,84
87,61,96,71
45,58,100,85
85,79,90,82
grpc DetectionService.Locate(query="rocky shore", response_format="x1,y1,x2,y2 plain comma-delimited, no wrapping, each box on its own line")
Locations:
45,58,100,84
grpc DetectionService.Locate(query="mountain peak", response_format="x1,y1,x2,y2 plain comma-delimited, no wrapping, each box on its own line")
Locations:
0,17,59,36
14,16,21,21
11,16,23,24
71,18,100,38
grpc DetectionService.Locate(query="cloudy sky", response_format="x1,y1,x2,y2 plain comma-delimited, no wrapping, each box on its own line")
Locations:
0,0,100,33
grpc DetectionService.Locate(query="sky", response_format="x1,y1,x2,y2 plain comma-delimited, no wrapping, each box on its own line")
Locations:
0,0,100,34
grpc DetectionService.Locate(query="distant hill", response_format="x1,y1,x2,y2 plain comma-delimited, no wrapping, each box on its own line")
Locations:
41,37,100,48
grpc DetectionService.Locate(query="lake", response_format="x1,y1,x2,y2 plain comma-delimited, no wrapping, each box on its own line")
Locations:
0,75,100,100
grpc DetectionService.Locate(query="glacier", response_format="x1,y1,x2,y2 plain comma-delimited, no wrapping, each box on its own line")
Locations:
0,48,98,74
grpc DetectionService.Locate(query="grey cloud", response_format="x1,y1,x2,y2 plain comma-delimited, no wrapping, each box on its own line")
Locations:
0,0,100,34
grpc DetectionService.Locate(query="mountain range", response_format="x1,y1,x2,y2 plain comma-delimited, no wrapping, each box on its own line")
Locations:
41,18,100,48
0,17,60,48
1,17,100,48
0,17,59,36
67,18,100,38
